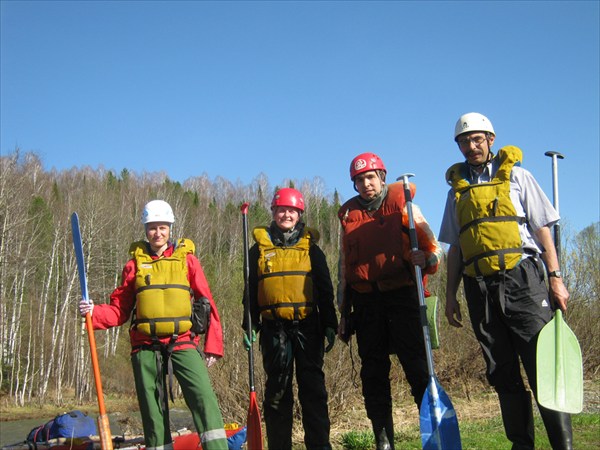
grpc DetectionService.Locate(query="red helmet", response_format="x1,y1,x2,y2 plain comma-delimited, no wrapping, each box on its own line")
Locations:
350,152,386,180
271,188,305,212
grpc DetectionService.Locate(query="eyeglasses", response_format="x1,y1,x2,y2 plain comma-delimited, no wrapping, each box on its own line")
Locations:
457,135,487,147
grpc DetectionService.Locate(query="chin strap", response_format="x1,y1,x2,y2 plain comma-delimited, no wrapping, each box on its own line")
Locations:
467,147,494,171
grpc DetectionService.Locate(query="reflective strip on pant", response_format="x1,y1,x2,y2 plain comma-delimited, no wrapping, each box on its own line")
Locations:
201,428,228,444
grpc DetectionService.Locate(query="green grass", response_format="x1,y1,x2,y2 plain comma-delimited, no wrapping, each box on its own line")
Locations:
338,413,599,449
340,430,376,450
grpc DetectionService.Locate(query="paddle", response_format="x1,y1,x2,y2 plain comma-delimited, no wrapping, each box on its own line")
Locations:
71,213,114,450
537,310,583,413
536,152,583,414
398,174,461,450
241,203,264,450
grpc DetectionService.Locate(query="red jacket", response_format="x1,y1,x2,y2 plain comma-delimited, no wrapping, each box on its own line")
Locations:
90,243,224,357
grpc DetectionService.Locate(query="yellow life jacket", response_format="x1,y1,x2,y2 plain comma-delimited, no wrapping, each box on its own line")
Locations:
253,227,318,321
446,146,525,277
131,239,194,337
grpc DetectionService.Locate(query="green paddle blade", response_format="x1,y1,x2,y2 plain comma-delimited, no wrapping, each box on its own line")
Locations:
536,310,583,413
426,296,439,350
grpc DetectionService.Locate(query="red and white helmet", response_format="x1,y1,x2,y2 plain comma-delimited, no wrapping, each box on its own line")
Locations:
271,188,305,212
350,152,387,180
141,200,175,224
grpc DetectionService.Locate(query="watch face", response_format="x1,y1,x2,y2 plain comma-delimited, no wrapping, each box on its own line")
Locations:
550,270,562,278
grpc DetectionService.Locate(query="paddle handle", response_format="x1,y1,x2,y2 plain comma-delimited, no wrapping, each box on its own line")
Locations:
545,151,564,264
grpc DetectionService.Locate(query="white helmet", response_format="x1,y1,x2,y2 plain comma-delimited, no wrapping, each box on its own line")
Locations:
454,112,495,141
141,200,175,224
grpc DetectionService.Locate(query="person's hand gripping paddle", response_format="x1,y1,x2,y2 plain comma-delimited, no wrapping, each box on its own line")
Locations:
241,203,264,450
536,153,583,414
71,213,113,450
398,174,462,450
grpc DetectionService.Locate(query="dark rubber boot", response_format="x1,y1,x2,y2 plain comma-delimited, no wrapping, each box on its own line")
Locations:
498,391,535,450
371,415,395,450
537,404,573,450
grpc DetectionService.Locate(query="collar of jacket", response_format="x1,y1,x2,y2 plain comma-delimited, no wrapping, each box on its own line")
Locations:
269,221,305,247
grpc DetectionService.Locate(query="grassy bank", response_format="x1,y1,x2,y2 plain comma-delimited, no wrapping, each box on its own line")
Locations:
0,393,143,422
338,414,599,450
2,391,598,449
331,390,599,450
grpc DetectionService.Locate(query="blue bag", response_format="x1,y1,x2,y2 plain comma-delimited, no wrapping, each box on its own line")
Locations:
27,410,97,442
227,426,247,450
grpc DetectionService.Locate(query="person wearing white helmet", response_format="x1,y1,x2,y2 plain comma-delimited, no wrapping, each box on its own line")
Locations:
79,200,228,450
141,199,176,224
242,188,338,450
439,113,572,449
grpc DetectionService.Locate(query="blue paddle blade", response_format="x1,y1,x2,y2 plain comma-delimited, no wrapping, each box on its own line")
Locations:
420,379,461,450
71,212,89,301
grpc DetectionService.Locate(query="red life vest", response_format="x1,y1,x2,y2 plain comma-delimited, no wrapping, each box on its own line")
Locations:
338,182,417,292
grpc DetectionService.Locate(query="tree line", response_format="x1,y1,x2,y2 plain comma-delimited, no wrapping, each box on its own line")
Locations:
0,149,598,424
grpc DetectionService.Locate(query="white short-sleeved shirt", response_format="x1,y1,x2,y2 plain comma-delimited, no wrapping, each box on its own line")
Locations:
438,158,559,255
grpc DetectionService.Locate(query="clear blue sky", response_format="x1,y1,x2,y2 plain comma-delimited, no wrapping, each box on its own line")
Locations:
2,1,599,236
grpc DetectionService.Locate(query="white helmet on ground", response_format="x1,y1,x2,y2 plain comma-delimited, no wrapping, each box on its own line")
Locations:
142,200,175,224
454,112,495,141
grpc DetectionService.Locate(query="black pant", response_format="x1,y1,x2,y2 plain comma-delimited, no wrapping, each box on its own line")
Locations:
260,314,331,450
352,287,429,422
463,257,552,394
464,257,573,449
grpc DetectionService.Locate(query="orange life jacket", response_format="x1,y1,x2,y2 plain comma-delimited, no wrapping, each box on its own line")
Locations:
339,182,417,292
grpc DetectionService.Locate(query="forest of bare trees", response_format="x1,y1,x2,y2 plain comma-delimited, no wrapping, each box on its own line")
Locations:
1,149,598,425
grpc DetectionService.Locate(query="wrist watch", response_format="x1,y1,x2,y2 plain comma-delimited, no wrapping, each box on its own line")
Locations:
548,270,562,278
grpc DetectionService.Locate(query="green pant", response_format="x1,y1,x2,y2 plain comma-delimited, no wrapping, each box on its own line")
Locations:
131,348,228,450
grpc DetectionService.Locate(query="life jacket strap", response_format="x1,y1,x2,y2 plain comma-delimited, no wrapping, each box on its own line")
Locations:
258,301,315,321
459,215,525,235
465,247,524,276
135,283,191,294
258,270,311,281
133,316,190,337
